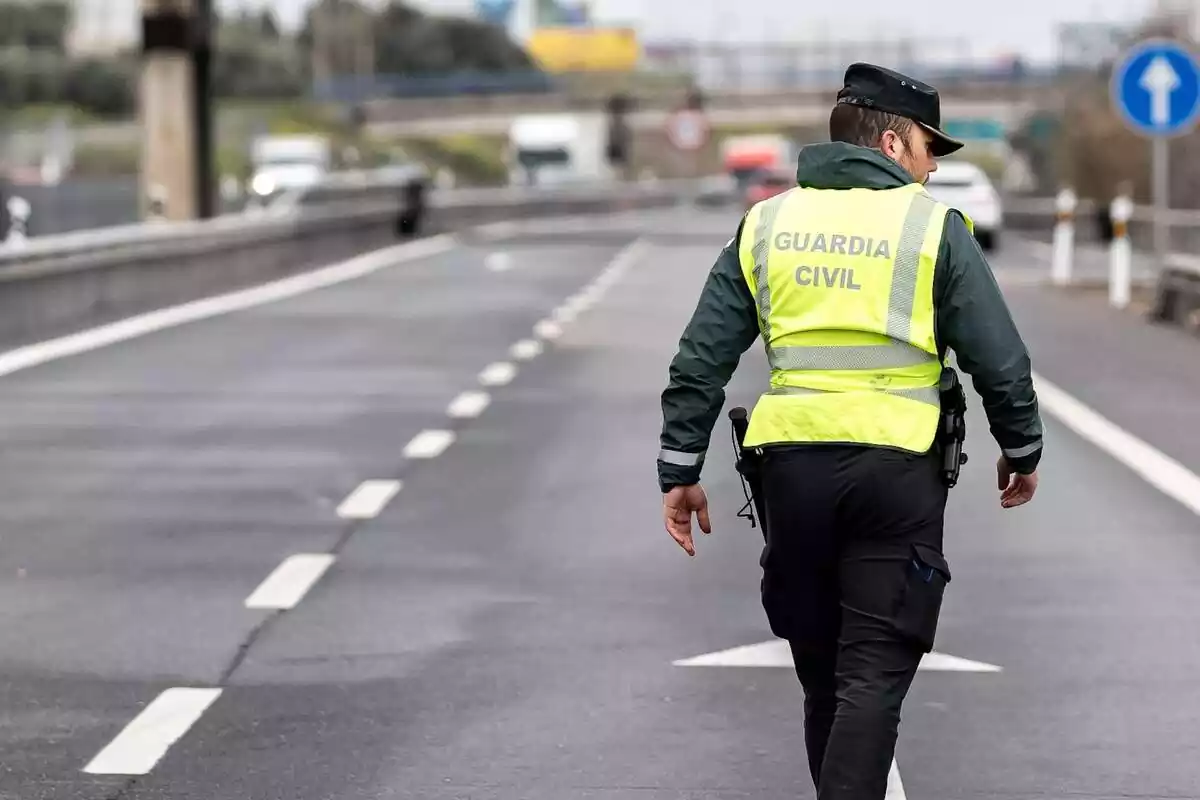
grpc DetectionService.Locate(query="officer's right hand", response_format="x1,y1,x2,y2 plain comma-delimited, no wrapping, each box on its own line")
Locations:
663,484,711,557
996,456,1038,508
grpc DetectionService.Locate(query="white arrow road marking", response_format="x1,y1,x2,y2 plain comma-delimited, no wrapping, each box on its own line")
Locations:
1140,55,1181,126
919,652,1003,672
886,758,906,799
672,640,938,798
672,639,1001,672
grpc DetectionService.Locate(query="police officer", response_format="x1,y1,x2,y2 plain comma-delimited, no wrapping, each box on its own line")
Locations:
657,63,1043,799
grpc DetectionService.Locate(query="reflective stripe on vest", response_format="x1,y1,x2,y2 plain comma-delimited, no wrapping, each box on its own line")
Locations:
737,182,950,452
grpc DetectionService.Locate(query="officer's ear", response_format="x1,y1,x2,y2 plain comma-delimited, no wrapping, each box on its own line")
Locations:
879,129,905,161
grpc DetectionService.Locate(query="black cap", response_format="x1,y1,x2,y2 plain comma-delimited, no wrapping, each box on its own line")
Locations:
836,62,964,157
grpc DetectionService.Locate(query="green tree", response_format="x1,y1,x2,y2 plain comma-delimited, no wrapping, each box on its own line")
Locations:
63,57,136,116
0,1,72,49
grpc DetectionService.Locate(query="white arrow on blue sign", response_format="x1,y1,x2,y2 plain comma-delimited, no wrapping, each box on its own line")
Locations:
1112,38,1200,137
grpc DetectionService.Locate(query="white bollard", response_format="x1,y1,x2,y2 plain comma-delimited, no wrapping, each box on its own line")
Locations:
1051,187,1076,285
1109,194,1133,309
4,195,31,250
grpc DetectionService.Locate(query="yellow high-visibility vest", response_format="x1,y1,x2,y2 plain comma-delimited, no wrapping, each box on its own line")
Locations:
737,182,967,453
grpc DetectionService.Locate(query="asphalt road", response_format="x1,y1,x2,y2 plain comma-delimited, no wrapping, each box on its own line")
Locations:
1,207,1198,799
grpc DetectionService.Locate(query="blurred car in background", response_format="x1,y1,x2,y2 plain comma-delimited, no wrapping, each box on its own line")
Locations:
925,160,1002,252
744,169,793,209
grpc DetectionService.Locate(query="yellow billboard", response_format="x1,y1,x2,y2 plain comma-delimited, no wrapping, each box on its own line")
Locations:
526,27,640,73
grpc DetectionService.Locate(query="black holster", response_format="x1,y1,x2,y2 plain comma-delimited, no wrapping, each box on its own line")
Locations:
938,367,969,488
729,407,768,535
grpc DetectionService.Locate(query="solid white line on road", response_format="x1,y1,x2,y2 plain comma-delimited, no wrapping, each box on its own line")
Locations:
885,759,906,799
447,390,491,419
591,272,618,291
404,429,455,459
564,292,596,313
472,220,518,238
485,252,512,272
0,235,455,380
336,479,402,520
509,339,542,361
552,305,578,324
534,319,562,340
1021,239,1055,259
605,237,649,274
83,688,222,775
244,553,336,610
1034,371,1200,517
576,285,607,307
479,361,517,386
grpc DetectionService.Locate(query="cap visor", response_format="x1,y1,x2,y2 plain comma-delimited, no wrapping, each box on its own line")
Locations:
919,123,965,157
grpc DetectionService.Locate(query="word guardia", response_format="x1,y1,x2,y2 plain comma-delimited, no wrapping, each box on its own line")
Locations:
773,231,893,259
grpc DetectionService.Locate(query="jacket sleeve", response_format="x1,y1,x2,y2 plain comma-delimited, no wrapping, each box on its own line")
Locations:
934,211,1044,474
658,217,762,491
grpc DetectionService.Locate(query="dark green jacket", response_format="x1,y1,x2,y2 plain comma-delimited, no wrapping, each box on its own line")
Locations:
657,142,1043,491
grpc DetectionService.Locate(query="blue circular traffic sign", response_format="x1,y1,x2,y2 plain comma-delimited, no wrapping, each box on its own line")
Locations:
1112,38,1200,137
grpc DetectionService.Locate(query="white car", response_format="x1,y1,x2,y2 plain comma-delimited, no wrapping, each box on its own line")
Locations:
925,160,1002,252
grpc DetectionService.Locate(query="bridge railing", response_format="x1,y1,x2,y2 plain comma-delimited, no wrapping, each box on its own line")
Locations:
324,62,1072,103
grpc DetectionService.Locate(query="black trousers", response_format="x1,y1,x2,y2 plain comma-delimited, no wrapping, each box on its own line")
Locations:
758,444,951,800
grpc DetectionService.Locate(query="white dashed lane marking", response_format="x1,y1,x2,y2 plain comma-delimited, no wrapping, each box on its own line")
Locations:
479,362,517,386
404,429,456,459
447,390,491,419
244,553,337,610
336,479,402,520
534,320,562,340
83,688,223,775
510,340,542,361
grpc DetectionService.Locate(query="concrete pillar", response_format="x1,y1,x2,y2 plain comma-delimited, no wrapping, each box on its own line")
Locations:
139,0,204,222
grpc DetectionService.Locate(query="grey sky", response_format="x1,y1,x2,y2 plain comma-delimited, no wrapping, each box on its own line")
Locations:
77,0,1165,64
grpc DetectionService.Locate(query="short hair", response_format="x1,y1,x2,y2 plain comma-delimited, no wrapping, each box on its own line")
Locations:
828,103,915,148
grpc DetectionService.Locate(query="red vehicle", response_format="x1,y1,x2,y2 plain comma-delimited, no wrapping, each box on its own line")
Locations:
744,169,793,208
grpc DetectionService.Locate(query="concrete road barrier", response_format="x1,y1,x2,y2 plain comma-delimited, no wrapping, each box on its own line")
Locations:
1150,256,1200,332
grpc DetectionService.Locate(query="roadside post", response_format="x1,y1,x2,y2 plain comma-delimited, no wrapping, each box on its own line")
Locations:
3,196,30,250
1052,187,1076,285
1110,194,1134,309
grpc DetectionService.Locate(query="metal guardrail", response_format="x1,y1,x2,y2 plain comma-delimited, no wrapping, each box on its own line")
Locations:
1004,194,1200,255
1004,192,1200,332
0,170,733,353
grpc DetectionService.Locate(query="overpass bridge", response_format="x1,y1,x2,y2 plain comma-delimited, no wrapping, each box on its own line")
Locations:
364,81,1064,138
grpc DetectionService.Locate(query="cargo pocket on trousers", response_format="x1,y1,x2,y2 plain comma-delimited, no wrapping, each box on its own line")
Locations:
892,543,951,652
